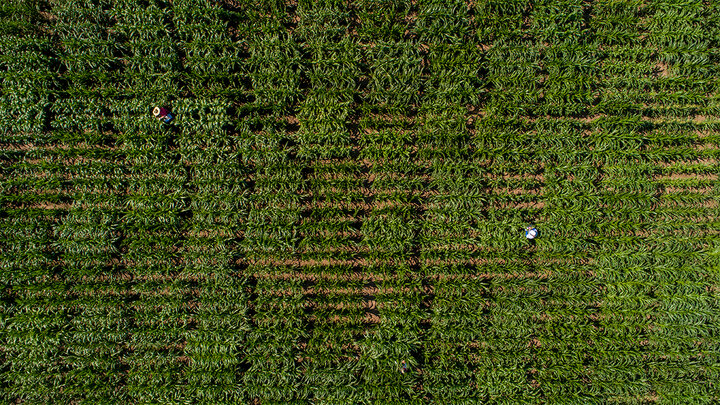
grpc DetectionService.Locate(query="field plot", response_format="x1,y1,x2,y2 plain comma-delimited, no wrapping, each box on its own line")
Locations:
2,0,720,403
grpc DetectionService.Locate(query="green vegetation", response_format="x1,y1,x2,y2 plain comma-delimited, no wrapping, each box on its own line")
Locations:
1,0,720,403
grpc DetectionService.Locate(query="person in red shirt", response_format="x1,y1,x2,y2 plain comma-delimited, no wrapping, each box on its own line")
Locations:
153,106,174,123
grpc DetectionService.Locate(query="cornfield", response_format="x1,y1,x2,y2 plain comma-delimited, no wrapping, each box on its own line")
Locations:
1,0,720,403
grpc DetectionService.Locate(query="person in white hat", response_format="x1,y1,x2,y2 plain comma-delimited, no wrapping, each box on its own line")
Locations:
153,106,174,123
525,226,539,240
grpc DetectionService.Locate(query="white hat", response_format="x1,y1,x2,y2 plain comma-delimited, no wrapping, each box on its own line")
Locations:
153,107,161,116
